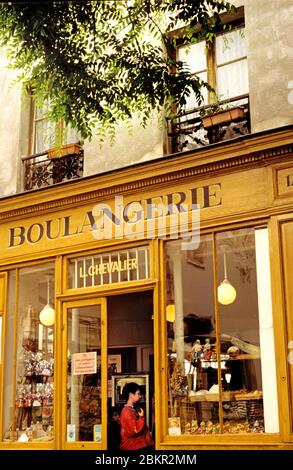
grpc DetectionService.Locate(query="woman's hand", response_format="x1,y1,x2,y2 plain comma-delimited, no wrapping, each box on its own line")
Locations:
138,407,144,417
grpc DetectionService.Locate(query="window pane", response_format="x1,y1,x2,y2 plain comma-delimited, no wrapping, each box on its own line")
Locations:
35,101,50,120
166,236,220,436
34,119,55,153
3,264,55,443
2,271,16,441
217,59,248,99
216,29,246,65
177,41,207,73
34,100,79,153
64,126,80,145
183,71,208,110
216,228,278,434
67,305,101,442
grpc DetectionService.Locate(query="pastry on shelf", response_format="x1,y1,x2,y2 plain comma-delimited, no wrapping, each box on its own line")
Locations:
234,390,263,400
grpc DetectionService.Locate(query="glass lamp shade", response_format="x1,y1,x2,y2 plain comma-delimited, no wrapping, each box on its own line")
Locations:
225,372,232,384
39,304,55,326
166,304,175,323
217,279,237,305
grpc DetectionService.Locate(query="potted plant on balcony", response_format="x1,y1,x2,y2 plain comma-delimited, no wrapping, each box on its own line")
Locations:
48,142,81,159
200,97,245,129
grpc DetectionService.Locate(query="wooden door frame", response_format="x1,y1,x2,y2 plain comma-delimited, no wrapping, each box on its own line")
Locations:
61,297,107,450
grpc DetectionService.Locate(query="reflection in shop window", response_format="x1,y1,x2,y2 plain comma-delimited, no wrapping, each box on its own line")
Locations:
2,264,55,443
165,227,279,436
67,305,102,442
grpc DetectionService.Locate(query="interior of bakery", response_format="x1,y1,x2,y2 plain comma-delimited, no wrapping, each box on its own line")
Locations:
2,265,155,444
166,227,279,435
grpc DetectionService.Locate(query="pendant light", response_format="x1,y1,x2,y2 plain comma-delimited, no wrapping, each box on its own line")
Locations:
225,372,232,384
217,251,236,305
166,304,175,323
39,279,55,326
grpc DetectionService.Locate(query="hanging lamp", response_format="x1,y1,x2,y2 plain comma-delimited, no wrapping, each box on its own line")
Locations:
217,251,236,305
39,279,55,326
166,304,175,323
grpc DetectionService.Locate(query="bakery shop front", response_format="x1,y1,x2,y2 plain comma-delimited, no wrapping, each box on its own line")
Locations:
0,125,293,450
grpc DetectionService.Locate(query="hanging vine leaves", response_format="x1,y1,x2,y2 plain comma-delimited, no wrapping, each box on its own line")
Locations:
0,1,234,140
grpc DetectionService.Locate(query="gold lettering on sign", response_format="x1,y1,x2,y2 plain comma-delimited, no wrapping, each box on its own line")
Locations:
8,184,223,248
287,174,293,187
79,258,138,279
277,168,293,197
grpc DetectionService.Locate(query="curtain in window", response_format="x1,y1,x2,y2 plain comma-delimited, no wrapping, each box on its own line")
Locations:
216,29,248,99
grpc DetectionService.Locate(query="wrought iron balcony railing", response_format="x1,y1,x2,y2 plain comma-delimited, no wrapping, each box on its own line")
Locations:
22,146,83,191
166,94,250,154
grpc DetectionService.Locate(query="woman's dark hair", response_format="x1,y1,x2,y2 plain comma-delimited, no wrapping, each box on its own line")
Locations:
123,382,140,400
109,406,120,418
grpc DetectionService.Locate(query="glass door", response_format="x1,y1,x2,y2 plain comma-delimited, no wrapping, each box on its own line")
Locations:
62,298,107,449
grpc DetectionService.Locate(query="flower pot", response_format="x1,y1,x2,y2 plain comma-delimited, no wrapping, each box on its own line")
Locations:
48,143,81,159
202,106,245,129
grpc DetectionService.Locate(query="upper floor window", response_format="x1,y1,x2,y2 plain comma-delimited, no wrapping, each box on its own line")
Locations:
177,27,248,109
167,18,250,152
31,99,79,155
23,97,83,191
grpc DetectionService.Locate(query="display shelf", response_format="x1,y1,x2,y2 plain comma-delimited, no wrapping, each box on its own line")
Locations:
228,354,260,360
189,391,232,402
188,390,263,403
234,391,263,400
13,351,54,438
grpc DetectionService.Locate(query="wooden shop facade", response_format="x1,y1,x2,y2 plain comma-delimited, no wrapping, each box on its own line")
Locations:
0,125,293,450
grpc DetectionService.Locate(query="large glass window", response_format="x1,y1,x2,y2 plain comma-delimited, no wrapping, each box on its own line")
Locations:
165,227,279,436
2,263,55,443
66,305,102,443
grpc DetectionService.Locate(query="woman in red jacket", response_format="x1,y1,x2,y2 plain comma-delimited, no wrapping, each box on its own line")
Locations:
119,382,154,451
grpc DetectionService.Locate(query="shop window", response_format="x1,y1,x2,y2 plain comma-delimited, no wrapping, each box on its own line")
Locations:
0,273,6,366
165,227,279,436
280,220,293,433
2,263,55,443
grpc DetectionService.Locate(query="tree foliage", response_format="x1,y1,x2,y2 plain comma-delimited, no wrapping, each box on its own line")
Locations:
0,0,234,141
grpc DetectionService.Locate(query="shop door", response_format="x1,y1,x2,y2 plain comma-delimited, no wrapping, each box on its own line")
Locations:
61,298,107,449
